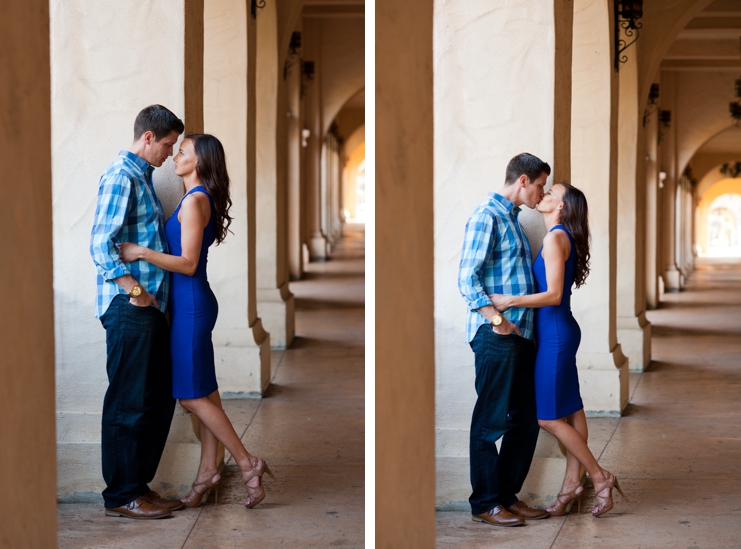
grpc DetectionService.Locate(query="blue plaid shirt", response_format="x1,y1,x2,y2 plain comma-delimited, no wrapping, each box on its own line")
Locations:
90,151,169,318
458,192,535,342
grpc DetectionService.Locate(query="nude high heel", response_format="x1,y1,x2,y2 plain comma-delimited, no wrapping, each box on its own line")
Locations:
243,457,277,509
180,472,221,508
546,484,584,516
591,472,626,518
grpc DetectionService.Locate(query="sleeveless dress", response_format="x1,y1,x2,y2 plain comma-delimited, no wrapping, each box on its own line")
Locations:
533,224,584,420
166,186,219,399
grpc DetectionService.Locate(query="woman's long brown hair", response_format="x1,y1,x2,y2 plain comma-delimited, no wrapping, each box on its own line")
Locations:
188,134,233,245
557,181,591,288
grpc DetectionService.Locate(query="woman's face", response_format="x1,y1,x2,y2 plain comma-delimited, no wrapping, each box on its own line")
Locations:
173,138,198,178
536,183,565,214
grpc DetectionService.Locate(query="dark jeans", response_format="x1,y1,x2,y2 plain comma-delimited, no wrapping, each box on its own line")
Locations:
469,323,538,515
100,294,175,508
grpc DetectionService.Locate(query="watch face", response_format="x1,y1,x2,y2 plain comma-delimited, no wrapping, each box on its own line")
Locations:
493,315,503,326
130,285,142,297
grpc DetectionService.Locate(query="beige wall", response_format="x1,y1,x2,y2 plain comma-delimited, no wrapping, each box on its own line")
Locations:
377,0,436,545
0,2,57,546
433,0,574,509
51,0,207,501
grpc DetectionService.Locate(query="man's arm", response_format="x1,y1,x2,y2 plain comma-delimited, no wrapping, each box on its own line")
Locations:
458,211,520,335
90,173,157,307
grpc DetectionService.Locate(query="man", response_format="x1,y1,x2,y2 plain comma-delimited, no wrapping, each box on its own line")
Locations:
458,152,551,527
90,105,185,519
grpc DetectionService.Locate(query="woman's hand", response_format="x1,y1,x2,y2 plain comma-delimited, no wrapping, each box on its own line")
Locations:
488,293,511,311
118,242,145,263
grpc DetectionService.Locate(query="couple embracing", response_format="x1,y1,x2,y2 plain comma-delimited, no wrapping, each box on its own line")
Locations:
90,105,274,519
458,153,626,527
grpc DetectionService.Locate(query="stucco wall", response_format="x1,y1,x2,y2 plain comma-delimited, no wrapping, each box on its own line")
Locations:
1,1,57,546
433,0,566,507
51,0,194,500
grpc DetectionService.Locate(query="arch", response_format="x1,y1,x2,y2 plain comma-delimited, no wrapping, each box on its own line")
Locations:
696,178,741,254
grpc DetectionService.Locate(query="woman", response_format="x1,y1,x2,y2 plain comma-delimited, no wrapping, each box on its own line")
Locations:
489,182,625,518
119,134,274,509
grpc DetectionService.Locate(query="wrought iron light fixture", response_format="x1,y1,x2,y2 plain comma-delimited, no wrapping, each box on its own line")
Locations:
730,76,741,127
283,32,302,80
642,83,660,127
614,1,644,71
720,162,741,178
251,0,266,19
658,110,671,143
301,60,315,97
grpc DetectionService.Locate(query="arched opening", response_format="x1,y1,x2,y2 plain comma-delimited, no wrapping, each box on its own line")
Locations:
696,178,741,256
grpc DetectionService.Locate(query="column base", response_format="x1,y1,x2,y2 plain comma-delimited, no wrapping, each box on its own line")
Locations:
56,405,216,502
213,320,271,396
257,283,295,349
617,312,651,372
577,344,629,415
663,267,681,292
309,234,328,261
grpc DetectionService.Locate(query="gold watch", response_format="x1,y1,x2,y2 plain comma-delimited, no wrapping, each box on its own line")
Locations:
491,313,503,326
128,283,144,298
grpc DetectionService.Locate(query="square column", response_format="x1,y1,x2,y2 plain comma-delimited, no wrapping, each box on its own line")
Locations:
204,0,270,396
571,0,629,414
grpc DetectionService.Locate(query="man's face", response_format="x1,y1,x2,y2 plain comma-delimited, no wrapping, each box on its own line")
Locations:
143,130,181,167
523,173,548,209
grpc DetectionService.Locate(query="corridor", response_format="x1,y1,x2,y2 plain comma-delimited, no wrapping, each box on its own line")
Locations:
436,258,741,548
57,227,365,548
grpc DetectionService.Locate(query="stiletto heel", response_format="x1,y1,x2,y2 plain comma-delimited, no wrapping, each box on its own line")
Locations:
180,473,221,508
591,472,626,518
546,484,584,516
243,456,276,509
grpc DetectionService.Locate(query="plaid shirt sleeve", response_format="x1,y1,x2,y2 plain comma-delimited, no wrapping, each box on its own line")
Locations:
90,172,133,282
458,209,496,311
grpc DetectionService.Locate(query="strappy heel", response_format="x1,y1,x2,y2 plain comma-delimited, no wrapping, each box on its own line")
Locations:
546,484,584,516
591,472,626,518
243,456,277,509
180,472,221,508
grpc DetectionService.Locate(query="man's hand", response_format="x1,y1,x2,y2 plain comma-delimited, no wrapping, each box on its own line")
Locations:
130,290,159,308
492,317,521,336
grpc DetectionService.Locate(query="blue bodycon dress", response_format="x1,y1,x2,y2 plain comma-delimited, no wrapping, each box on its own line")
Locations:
166,186,219,399
533,224,584,420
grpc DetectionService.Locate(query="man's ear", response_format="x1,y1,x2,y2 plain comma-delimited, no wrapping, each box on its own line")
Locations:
519,174,529,188
143,130,155,145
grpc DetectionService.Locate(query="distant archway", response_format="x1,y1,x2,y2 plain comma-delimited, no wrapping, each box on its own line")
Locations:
696,179,741,256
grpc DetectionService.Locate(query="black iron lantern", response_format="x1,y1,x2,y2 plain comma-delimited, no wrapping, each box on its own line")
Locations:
658,110,672,143
289,31,301,54
283,32,302,79
614,0,644,71
643,83,660,127
301,61,315,97
730,102,741,127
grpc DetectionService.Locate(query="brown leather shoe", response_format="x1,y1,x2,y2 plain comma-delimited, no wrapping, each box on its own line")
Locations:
507,500,549,520
472,505,525,527
142,490,185,511
105,497,172,520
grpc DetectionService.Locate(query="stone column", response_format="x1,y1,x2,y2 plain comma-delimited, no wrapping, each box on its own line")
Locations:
204,0,270,395
617,49,651,371
256,0,295,349
284,22,305,280
433,0,574,510
377,0,435,545
1,2,57,546
303,18,329,261
571,0,628,413
52,0,206,502
644,88,661,309
660,71,682,292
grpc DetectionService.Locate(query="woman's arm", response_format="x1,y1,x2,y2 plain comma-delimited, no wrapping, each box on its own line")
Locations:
119,192,210,276
489,229,570,309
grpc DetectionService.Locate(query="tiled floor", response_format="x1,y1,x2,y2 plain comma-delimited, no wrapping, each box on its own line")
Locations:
57,227,365,548
436,258,741,548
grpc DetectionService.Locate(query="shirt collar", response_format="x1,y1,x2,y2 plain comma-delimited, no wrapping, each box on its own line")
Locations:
489,192,522,218
119,150,152,177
